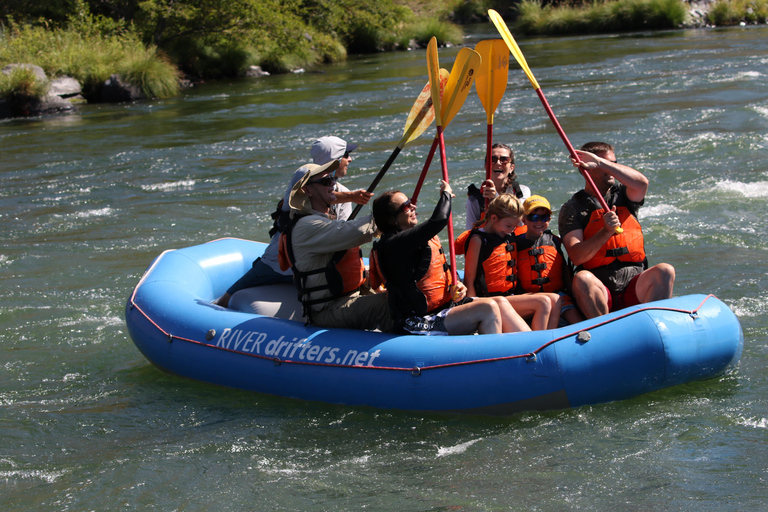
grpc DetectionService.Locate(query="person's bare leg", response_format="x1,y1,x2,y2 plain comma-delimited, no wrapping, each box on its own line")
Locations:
444,299,501,335
571,271,609,319
634,263,675,303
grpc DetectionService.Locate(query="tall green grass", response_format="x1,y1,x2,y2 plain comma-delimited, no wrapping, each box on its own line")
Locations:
0,65,49,100
706,0,768,25
0,21,180,100
515,0,688,35
406,17,465,48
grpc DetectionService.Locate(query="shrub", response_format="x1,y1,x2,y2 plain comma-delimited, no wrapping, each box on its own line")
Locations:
706,0,768,25
407,17,465,47
0,20,180,100
0,65,49,100
515,0,688,35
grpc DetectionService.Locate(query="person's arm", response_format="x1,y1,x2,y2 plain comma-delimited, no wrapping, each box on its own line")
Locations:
480,179,498,201
559,208,620,266
385,189,452,255
463,234,482,297
296,214,376,255
573,150,649,203
333,189,374,205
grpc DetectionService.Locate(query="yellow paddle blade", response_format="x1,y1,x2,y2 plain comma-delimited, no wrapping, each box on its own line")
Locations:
488,9,540,90
401,68,449,148
441,47,482,129
474,39,509,125
426,37,443,127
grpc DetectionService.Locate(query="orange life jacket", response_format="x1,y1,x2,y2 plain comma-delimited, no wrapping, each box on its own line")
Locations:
277,214,366,315
415,236,453,312
374,236,452,313
467,230,517,297
368,247,386,290
582,206,646,270
515,231,566,293
455,224,526,256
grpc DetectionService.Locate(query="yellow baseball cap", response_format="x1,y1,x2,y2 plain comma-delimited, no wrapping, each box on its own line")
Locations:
523,195,552,215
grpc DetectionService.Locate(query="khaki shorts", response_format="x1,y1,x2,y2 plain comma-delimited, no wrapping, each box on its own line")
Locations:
311,292,393,332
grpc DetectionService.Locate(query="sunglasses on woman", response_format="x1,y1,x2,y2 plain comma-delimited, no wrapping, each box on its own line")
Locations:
526,213,551,223
397,199,416,214
309,175,337,187
491,155,511,164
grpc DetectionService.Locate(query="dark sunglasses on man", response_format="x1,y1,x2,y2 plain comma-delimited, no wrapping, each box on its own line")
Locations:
491,155,511,164
309,175,337,187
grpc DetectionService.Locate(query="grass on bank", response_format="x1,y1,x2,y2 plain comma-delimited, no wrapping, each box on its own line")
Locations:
0,65,49,101
706,0,768,25
0,20,179,101
515,0,688,35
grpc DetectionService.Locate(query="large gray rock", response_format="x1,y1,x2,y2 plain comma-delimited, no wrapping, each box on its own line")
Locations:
244,65,270,78
50,76,82,98
100,74,145,103
1,63,47,82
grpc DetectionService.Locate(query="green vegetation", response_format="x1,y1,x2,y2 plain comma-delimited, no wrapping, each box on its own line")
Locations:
0,0,466,102
515,0,688,35
706,0,768,25
0,11,179,101
0,65,48,100
2,0,767,107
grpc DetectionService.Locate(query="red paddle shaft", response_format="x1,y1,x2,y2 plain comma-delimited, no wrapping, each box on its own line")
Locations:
410,138,439,204
485,124,492,207
436,126,458,286
534,88,611,212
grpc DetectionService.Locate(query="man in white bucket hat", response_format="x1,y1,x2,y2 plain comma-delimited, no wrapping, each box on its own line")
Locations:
310,135,372,220
216,136,372,308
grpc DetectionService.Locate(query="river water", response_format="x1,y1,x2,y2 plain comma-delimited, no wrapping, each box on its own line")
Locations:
2,25,767,511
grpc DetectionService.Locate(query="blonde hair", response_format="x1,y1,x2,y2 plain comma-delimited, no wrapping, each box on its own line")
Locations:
473,193,524,228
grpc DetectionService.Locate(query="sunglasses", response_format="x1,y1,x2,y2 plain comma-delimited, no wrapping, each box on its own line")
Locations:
397,199,416,214
309,175,337,187
526,213,551,223
491,155,511,164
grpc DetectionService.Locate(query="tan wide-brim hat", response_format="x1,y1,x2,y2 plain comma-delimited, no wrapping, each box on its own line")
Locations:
288,159,340,213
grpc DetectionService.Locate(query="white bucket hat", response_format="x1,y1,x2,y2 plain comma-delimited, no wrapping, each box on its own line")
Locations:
310,136,357,165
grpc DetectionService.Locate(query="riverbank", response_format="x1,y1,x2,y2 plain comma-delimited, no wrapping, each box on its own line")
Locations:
1,0,766,119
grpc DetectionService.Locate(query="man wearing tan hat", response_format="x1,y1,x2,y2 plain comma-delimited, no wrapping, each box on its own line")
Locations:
216,136,372,308
558,142,675,319
277,160,392,331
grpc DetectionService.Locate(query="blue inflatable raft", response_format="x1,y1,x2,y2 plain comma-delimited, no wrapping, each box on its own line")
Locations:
125,238,743,415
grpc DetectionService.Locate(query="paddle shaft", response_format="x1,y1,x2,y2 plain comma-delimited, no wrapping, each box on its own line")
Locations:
534,88,611,212
410,138,439,204
485,124,493,208
348,146,402,220
435,126,458,286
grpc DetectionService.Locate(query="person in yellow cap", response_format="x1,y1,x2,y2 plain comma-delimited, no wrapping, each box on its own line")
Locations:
514,195,583,326
461,193,555,331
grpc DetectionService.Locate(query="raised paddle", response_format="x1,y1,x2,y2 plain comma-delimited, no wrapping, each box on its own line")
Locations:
474,39,509,194
427,37,482,295
411,46,482,205
488,9,622,233
348,75,444,220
